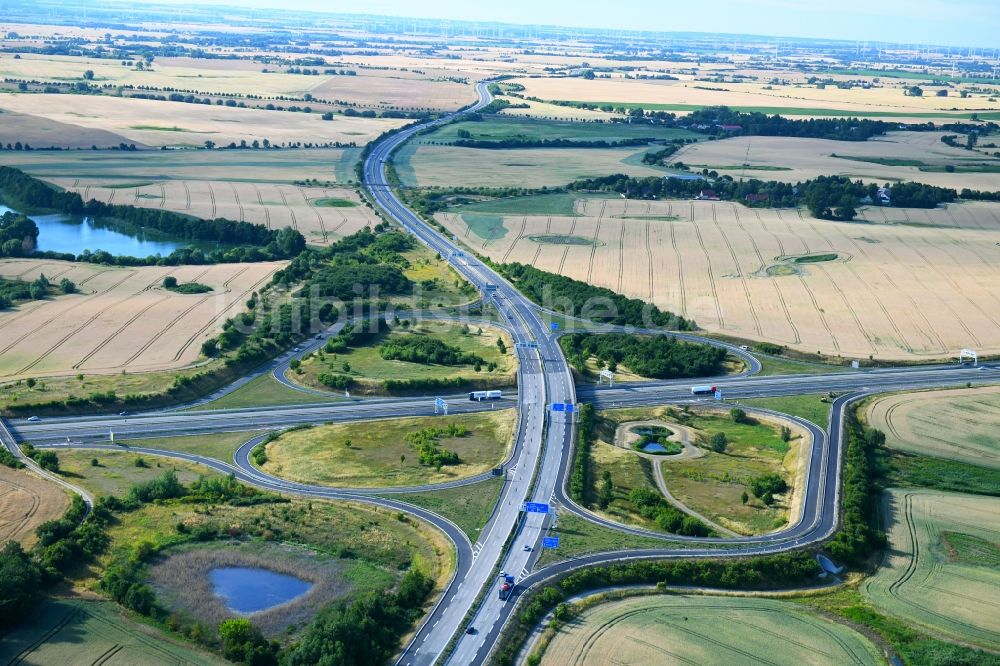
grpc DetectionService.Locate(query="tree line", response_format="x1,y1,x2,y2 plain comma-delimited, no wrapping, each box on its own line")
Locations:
495,262,692,329
560,333,726,379
569,173,960,221
451,137,656,149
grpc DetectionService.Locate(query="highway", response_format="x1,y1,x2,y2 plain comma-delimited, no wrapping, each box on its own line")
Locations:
4,78,998,666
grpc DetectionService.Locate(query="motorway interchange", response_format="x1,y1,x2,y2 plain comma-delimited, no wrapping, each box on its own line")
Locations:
2,81,995,665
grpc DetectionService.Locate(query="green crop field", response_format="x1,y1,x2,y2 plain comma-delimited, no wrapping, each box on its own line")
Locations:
190,374,343,411
0,147,363,184
392,143,667,188
0,598,228,665
113,430,262,463
293,320,515,395
260,410,515,488
540,594,882,666
862,488,1000,650
383,476,504,541
867,386,1000,468
739,394,832,428
422,116,700,144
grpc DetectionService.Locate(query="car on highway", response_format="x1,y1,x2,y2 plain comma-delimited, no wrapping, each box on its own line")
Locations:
522,544,531,552
119,411,127,416
27,416,40,422
465,625,476,635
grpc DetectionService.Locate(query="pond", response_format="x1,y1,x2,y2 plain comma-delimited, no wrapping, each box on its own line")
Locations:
210,567,313,614
1,204,186,256
641,442,669,453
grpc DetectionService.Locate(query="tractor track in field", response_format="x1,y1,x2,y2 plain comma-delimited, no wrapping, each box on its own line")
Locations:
15,269,177,376
711,204,762,336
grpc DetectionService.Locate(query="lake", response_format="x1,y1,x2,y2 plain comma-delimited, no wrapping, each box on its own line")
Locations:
1,204,185,256
210,567,313,614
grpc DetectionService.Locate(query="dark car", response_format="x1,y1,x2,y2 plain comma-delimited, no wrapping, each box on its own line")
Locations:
465,625,477,635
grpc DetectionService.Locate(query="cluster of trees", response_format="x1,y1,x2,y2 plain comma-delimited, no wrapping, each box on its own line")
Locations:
0,273,67,309
627,487,711,536
378,336,485,366
0,167,306,264
559,333,726,379
749,473,788,505
405,423,466,467
0,210,38,256
497,262,692,329
284,569,434,666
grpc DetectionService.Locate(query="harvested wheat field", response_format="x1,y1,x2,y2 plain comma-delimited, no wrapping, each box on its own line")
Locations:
540,594,881,666
438,197,1000,359
863,489,1000,650
0,258,282,379
0,93,406,148
669,132,1000,191
867,387,1000,468
45,179,378,246
512,76,1000,120
0,465,70,548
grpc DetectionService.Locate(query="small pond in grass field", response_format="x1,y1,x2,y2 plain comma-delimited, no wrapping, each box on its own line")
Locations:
210,567,313,613
641,442,668,453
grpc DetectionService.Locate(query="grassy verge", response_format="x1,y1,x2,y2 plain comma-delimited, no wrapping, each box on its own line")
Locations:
260,411,515,488
189,373,341,411
383,476,504,542
883,451,1000,496
114,431,260,463
739,394,832,428
292,320,515,396
534,512,691,567
755,354,853,376
55,449,223,498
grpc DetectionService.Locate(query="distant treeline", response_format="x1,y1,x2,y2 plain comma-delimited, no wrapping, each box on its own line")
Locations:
0,167,305,264
451,137,655,149
560,332,726,379
682,106,897,141
495,262,692,330
569,173,959,221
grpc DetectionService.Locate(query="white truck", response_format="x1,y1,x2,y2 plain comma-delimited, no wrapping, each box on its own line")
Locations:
469,390,502,401
690,385,717,396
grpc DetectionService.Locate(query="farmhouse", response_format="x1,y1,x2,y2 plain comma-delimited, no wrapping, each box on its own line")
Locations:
697,189,721,200
877,186,891,205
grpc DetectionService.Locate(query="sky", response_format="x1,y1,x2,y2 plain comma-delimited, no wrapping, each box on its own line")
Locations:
165,0,1000,50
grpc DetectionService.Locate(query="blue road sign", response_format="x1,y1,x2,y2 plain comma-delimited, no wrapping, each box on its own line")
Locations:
435,397,447,408
542,536,560,548
524,502,550,514
550,403,565,412
565,403,575,413
714,390,723,401
551,322,559,331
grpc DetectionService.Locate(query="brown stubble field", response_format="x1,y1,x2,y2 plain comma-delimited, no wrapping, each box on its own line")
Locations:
0,259,282,379
45,179,380,246
0,465,70,548
438,197,1000,359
